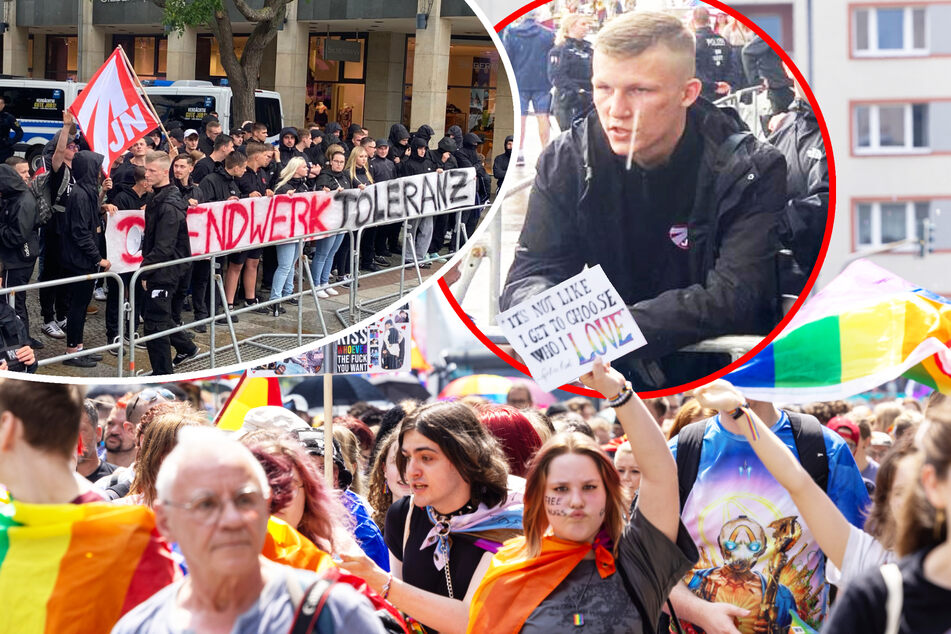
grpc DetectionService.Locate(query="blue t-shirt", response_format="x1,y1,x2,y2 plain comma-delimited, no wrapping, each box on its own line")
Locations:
669,411,870,633
342,489,390,572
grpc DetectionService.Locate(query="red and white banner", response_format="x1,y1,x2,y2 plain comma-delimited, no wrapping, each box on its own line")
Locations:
69,48,160,175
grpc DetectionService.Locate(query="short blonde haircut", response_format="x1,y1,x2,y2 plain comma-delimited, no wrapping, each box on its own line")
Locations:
595,11,695,77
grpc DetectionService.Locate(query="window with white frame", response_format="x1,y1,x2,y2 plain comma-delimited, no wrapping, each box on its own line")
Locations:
854,103,928,152
853,6,927,55
855,200,931,249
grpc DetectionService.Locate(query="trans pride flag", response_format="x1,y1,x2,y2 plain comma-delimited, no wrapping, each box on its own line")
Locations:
0,499,176,634
728,259,951,402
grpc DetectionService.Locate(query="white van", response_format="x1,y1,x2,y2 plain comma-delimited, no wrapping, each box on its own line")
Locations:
143,80,283,145
0,78,86,170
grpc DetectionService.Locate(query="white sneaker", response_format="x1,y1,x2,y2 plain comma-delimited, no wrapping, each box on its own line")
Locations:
57,318,67,330
93,287,107,301
316,290,330,299
325,287,339,296
42,320,66,339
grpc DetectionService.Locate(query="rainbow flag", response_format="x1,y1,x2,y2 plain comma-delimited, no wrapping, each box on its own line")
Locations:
728,259,951,402
215,373,283,431
263,516,336,574
0,499,176,634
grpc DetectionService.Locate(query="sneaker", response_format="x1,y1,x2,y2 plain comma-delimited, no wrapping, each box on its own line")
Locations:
57,318,67,330
194,323,207,334
374,255,390,263
42,321,66,339
419,262,433,269
360,262,382,272
172,346,200,366
28,337,45,350
316,290,330,299
428,252,439,259
325,286,340,297
87,351,103,362
254,303,272,315
93,287,107,301
109,336,120,356
63,355,97,368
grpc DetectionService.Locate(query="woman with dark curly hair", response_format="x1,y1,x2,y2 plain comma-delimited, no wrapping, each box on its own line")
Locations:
341,401,523,634
366,430,412,531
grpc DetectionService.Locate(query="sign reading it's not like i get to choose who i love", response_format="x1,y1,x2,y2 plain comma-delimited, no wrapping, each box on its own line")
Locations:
496,266,646,391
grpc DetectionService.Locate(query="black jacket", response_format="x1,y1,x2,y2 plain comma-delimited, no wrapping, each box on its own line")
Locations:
742,36,792,89
0,302,32,372
174,178,203,204
548,37,593,94
400,139,438,177
694,26,734,99
501,100,787,365
0,164,39,269
369,155,398,182
238,167,270,197
141,183,191,288
493,135,514,186
191,156,221,184
199,165,241,202
0,111,23,151
61,151,105,273
275,176,311,196
387,124,410,164
457,134,490,201
111,187,148,211
768,99,829,285
315,169,352,191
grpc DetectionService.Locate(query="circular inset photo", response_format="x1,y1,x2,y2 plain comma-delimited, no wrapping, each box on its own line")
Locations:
445,0,833,396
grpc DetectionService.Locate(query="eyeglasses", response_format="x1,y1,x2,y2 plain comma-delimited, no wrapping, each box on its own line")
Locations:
162,485,265,525
66,143,79,150
128,387,175,414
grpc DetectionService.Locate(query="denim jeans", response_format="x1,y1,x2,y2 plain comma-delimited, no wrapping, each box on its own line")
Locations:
310,233,345,286
269,242,302,300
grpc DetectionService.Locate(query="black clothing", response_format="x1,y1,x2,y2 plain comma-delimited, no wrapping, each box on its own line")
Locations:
197,134,216,157
501,100,786,388
457,134,490,202
275,176,310,196
0,164,40,270
0,299,36,372
198,166,241,203
824,547,951,634
742,36,795,115
61,151,104,274
412,125,435,145
401,139,438,178
191,156,221,184
84,460,117,483
174,178,203,204
238,167,270,197
694,26,734,101
369,155,398,183
110,187,148,212
384,496,486,601
0,111,24,162
548,37,594,129
493,135,514,188
447,125,464,150
315,169,352,191
370,155,401,255
768,100,829,293
387,124,410,164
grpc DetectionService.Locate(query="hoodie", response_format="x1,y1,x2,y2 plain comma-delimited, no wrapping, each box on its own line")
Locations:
0,164,40,269
502,18,555,92
458,133,490,200
278,127,304,167
325,122,343,144
142,183,191,288
387,124,410,163
412,125,435,144
400,137,437,178
492,134,514,186
61,150,105,273
447,125,464,149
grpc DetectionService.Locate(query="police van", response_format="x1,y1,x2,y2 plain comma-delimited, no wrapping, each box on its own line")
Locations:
0,77,284,170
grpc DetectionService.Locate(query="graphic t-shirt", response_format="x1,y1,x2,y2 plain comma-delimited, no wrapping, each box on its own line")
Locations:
669,412,871,633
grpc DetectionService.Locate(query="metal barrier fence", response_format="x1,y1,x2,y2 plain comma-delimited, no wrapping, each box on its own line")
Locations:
11,201,488,377
714,85,772,140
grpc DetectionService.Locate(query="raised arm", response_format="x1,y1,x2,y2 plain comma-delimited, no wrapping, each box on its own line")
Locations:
693,379,849,569
51,110,73,173
580,358,679,540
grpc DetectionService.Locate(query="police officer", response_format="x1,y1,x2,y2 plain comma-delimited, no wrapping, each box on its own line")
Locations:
0,96,24,163
548,14,594,131
692,7,733,102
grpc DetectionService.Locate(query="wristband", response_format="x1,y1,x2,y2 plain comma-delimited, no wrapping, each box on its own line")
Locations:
381,572,393,600
607,382,634,408
728,403,750,419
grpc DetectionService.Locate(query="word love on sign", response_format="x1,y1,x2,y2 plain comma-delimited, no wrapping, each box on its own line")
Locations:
105,168,476,273
496,266,646,391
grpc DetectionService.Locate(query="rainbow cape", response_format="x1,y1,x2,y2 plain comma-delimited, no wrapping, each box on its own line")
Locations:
0,499,176,634
728,260,951,402
263,516,336,574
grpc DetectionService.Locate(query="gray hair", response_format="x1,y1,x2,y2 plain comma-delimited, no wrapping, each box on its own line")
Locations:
155,426,271,502
81,399,99,429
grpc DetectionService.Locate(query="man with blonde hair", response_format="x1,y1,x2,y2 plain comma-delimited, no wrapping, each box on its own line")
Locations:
502,11,786,390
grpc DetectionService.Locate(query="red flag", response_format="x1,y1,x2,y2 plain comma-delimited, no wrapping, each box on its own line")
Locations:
69,48,160,175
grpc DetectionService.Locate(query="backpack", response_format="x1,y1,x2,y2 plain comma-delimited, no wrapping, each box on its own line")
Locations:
675,410,830,511
29,166,70,226
287,567,410,634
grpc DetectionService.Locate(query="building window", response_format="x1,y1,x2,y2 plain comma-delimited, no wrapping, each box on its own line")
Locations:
306,35,368,131
853,6,927,55
855,200,932,249
854,103,928,153
113,35,167,80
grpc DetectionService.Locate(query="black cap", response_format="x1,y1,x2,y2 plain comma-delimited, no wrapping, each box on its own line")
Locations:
295,430,353,489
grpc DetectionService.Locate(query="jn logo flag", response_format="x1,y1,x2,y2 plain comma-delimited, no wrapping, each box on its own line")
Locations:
69,48,160,175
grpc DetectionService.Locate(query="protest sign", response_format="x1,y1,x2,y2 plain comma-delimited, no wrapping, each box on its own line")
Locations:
495,266,646,391
250,305,412,376
106,168,477,273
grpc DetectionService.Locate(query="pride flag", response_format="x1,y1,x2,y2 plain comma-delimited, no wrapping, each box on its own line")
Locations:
0,499,176,634
215,373,283,431
728,259,951,402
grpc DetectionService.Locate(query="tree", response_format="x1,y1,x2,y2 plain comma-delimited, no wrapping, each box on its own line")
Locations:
150,0,293,124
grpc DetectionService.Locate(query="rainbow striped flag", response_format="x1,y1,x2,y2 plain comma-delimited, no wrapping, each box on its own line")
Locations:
215,373,283,431
0,499,177,634
728,260,951,402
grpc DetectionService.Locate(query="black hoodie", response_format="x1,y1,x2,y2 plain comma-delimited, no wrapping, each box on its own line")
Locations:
142,183,190,288
387,124,410,164
61,150,104,273
447,125,464,149
493,134,514,187
458,133,490,200
278,127,304,168
0,164,40,269
400,138,437,178
199,163,241,203
325,122,343,146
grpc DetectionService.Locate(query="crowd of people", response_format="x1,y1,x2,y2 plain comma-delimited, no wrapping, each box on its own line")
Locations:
2,367,949,633
0,109,499,374
500,8,828,390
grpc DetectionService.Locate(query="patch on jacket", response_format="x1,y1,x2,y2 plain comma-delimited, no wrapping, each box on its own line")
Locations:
669,224,690,250
806,147,823,160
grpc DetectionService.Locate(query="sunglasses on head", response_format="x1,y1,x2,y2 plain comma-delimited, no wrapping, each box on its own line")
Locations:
128,387,175,414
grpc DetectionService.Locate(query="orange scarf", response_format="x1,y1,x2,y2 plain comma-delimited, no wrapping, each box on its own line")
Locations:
261,516,336,574
467,533,616,634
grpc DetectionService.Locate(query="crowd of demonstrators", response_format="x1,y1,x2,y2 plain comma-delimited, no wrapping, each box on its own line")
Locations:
500,8,828,391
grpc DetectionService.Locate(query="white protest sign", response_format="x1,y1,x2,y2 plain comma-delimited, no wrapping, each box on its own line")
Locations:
495,266,646,391
106,168,477,273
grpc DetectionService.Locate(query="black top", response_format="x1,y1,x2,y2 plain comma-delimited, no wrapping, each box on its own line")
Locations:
823,547,951,634
191,156,220,184
84,459,118,483
384,496,487,604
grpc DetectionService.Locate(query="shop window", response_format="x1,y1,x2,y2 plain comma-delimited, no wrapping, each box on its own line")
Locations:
113,35,167,80
45,36,78,81
306,35,367,130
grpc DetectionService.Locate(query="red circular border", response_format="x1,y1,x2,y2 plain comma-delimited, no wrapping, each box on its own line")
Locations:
441,0,836,399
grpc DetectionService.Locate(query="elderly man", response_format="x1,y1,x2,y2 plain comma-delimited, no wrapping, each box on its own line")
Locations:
501,11,788,390
112,428,385,633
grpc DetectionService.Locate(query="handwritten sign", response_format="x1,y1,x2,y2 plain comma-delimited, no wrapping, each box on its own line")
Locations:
250,305,412,376
495,266,646,391
106,168,476,273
